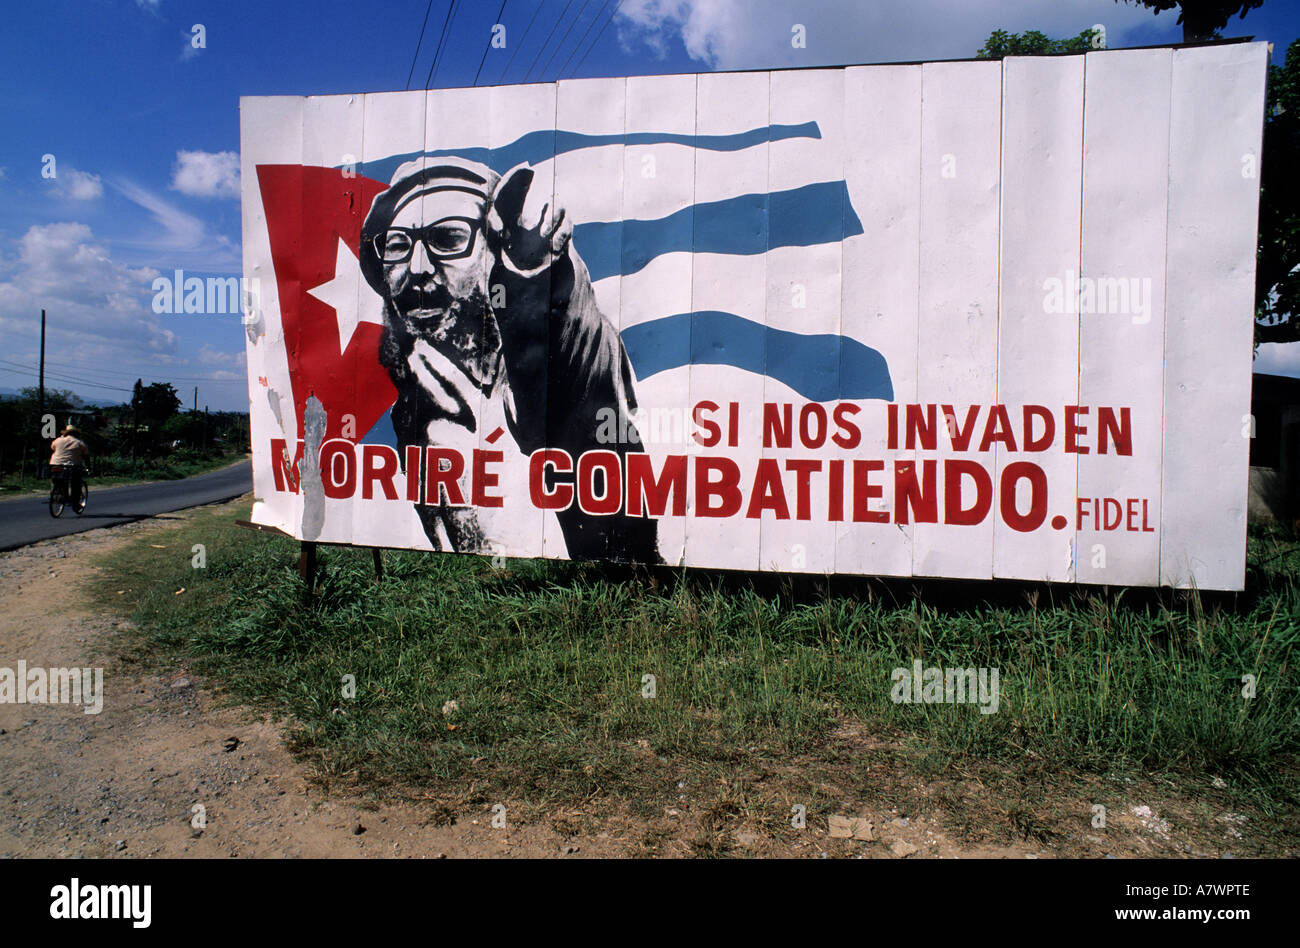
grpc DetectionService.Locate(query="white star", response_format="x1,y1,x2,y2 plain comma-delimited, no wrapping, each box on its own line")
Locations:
306,236,385,355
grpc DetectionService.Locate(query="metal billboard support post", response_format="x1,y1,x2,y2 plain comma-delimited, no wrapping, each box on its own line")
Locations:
296,544,382,595
233,522,384,594
298,541,317,601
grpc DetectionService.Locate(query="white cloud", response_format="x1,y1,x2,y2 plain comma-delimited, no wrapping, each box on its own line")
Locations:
0,222,177,378
170,150,240,199
57,168,103,201
136,0,161,9
615,0,1168,70
111,178,240,270
198,344,246,370
116,179,205,245
617,0,743,64
1,223,154,306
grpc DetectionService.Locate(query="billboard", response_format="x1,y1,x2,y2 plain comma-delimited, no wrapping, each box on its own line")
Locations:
239,42,1268,589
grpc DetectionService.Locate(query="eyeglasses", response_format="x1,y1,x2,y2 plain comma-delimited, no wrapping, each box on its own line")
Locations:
374,217,479,263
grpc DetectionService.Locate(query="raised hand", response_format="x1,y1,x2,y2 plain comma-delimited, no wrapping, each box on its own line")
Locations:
486,165,572,274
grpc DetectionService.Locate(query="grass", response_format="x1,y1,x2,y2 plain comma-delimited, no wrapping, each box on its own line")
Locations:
90,501,1300,850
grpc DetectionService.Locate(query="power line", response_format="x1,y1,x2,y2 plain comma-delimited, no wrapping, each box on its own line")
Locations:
3,367,140,393
0,357,244,385
0,365,135,394
64,366,244,384
557,0,614,80
538,0,593,83
497,0,545,84
425,0,460,89
0,357,133,382
574,0,624,77
405,0,436,90
15,360,151,381
34,360,164,382
0,359,245,389
0,361,135,388
522,0,575,84
474,0,510,86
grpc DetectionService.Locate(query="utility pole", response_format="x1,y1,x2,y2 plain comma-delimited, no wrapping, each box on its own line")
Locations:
130,379,140,469
193,387,197,413
38,310,45,428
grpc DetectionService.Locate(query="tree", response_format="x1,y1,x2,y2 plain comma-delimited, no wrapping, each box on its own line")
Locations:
1254,39,1300,345
129,379,143,462
128,379,182,454
0,387,91,478
161,412,204,448
135,382,182,429
976,28,1100,59
20,386,76,415
1115,1,1264,43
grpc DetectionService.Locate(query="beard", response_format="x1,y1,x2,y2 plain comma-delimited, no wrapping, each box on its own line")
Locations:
379,280,504,431
382,280,502,388
378,281,501,553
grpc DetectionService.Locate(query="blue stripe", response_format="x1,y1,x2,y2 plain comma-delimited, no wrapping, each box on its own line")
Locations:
350,123,820,183
574,181,863,283
620,312,893,403
362,408,398,448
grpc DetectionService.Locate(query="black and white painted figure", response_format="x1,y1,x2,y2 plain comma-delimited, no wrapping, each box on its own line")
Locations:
359,156,659,562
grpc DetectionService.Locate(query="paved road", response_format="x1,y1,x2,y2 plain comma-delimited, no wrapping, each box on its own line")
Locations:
0,460,252,552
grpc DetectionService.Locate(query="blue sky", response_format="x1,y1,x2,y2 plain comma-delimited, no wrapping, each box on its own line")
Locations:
1,0,1296,410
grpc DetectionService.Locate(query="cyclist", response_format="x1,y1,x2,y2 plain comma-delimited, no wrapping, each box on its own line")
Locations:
49,424,90,505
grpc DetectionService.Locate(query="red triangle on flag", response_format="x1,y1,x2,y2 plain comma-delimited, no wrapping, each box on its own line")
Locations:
257,164,396,443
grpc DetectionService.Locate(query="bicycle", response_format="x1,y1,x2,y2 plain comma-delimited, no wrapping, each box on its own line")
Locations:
48,465,88,518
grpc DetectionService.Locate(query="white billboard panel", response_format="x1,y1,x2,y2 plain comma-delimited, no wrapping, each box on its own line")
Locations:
239,43,1268,589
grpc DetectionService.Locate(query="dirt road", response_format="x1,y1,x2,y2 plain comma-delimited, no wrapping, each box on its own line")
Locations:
0,510,628,858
